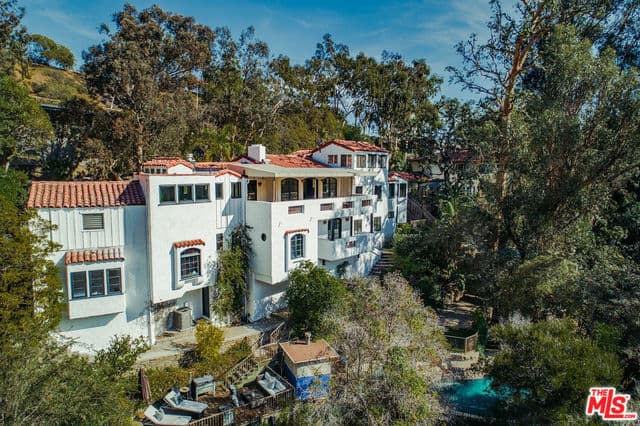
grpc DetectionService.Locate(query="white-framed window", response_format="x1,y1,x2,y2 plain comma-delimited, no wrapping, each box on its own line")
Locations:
180,248,201,280
322,178,337,198
69,267,123,299
195,184,210,201
159,185,176,203
399,183,407,197
160,184,210,204
231,182,242,198
355,186,363,195
281,178,299,201
368,154,377,168
353,219,363,234
290,234,304,259
82,213,104,231
357,155,366,168
216,233,224,251
340,155,352,168
389,183,396,198
373,216,382,232
328,154,338,164
378,155,386,168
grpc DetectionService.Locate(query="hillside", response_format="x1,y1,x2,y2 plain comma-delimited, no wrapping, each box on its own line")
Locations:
17,63,89,105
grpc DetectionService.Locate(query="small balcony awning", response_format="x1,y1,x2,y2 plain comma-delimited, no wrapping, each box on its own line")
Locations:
65,247,124,265
173,239,206,249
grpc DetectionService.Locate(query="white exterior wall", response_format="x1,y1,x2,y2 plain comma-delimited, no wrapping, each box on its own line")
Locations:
40,205,151,354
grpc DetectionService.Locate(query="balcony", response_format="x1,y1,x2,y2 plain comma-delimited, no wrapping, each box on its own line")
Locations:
68,294,125,319
318,233,377,261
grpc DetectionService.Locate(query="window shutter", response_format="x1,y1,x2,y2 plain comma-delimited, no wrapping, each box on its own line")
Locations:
82,213,104,230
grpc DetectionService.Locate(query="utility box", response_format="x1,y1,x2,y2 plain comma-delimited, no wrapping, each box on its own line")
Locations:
191,374,215,398
172,306,192,331
279,339,339,400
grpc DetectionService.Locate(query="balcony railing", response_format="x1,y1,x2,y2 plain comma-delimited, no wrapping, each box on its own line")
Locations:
318,233,377,261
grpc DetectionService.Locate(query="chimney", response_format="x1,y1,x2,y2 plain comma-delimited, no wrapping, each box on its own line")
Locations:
304,331,312,345
248,144,266,163
186,153,196,167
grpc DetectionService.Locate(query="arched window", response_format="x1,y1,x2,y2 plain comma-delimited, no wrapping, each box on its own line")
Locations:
281,178,299,201
290,234,304,259
322,178,337,198
180,248,201,279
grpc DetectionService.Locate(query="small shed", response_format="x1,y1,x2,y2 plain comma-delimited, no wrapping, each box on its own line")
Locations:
279,339,339,400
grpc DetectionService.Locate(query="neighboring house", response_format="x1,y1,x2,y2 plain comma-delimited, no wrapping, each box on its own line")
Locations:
28,140,407,353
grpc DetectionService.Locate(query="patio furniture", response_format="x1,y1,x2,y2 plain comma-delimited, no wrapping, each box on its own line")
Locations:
164,388,208,415
257,371,287,396
143,405,191,426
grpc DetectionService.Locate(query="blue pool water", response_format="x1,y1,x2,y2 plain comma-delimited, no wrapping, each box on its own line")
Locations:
440,378,502,417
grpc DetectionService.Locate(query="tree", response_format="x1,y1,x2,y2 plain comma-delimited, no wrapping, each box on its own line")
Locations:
487,318,622,421
28,34,74,69
0,0,28,75
284,261,346,337
194,320,224,367
0,76,53,171
82,4,215,171
292,273,447,424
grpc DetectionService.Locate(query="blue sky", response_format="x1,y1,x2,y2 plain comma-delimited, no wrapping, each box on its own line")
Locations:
19,0,506,100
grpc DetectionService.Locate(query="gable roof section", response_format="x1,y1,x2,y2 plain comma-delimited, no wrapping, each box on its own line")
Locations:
316,139,388,153
28,181,146,208
141,157,194,170
389,171,420,182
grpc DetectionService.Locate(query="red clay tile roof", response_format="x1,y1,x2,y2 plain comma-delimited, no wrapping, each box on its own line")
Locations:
280,339,340,364
173,239,206,249
142,157,194,169
316,139,388,153
291,149,313,156
214,169,242,178
28,181,146,208
266,154,327,168
194,161,232,169
65,247,124,265
390,171,419,182
284,228,310,235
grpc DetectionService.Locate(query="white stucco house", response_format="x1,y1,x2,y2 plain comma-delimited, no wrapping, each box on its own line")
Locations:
28,140,408,353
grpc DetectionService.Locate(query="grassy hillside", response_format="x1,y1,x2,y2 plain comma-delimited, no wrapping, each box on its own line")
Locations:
17,63,89,105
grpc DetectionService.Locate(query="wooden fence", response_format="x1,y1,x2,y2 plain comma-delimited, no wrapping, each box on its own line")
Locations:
444,331,479,353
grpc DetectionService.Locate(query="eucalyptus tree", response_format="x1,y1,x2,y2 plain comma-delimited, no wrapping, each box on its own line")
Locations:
82,4,215,171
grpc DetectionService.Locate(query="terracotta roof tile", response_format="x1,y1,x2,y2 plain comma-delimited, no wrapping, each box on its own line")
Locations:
142,157,195,169
65,247,124,265
390,171,420,182
266,154,327,168
284,228,309,235
316,139,388,153
173,239,206,249
28,181,145,208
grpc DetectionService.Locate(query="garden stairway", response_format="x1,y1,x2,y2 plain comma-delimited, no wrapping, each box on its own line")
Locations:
218,322,286,393
371,249,396,275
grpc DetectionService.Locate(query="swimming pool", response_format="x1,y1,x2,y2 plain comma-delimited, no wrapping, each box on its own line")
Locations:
440,378,502,417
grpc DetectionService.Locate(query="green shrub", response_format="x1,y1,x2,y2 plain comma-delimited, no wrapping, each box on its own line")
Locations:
195,320,224,366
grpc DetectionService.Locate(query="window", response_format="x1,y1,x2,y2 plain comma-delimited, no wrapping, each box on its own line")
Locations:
195,184,210,201
399,183,407,197
288,205,304,214
281,178,298,201
320,203,334,211
342,201,353,209
355,186,363,195
159,185,176,203
361,199,372,207
389,183,396,198
368,154,377,168
340,155,352,168
82,213,104,231
378,155,386,168
216,233,224,251
231,182,242,199
290,234,304,259
107,268,122,294
373,216,382,232
322,178,337,198
357,155,366,168
178,185,193,203
180,248,201,279
328,154,338,165
70,272,87,299
388,211,395,219
89,270,105,297
247,180,257,200
374,185,382,200
328,218,342,241
215,183,223,200
353,219,362,234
